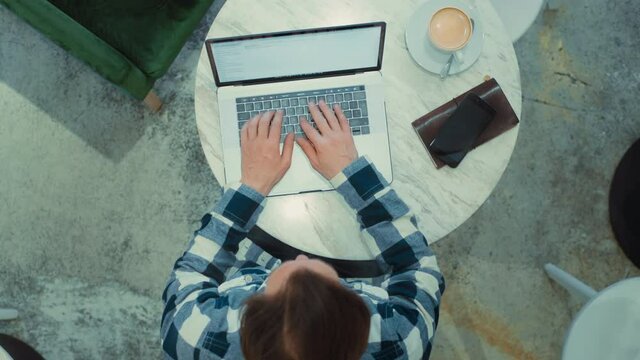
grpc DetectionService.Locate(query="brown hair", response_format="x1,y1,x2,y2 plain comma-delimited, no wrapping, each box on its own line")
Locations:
240,269,371,360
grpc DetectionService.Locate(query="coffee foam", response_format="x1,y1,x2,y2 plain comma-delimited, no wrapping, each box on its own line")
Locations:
429,7,472,50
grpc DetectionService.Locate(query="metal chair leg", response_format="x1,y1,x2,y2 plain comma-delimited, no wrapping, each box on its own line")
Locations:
544,263,597,301
0,308,18,321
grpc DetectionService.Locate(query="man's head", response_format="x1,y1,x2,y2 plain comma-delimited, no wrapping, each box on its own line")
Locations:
240,255,371,360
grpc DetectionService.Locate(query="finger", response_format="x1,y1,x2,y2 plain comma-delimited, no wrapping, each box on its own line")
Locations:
269,110,284,140
280,132,295,169
296,136,319,167
241,120,249,145
333,104,350,133
257,111,274,138
307,101,331,133
318,100,339,130
247,114,260,140
300,118,321,144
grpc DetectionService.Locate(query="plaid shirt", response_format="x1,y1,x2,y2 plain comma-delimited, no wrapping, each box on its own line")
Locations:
161,156,445,360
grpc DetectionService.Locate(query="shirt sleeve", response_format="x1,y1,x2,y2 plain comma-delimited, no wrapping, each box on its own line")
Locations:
331,156,445,359
160,183,276,360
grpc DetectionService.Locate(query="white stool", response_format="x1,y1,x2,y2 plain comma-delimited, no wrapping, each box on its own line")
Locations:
489,0,546,42
544,264,640,360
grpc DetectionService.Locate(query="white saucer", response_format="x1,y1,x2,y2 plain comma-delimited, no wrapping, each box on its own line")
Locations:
405,0,485,75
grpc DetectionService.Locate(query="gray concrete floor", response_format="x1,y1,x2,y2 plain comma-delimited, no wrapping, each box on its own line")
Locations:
1,0,639,359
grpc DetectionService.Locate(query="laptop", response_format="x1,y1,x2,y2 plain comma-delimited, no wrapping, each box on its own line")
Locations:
205,22,393,196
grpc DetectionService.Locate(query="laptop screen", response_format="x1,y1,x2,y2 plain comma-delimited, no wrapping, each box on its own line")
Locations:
206,22,386,87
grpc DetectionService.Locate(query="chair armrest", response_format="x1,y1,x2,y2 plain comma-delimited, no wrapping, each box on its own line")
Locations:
141,0,215,78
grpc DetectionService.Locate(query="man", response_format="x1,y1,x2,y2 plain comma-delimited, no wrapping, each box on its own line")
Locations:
161,101,445,359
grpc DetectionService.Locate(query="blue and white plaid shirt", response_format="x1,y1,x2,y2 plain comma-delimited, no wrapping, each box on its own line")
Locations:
161,157,445,359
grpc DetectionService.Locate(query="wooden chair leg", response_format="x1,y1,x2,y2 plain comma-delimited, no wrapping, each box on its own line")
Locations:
143,90,163,113
546,0,560,10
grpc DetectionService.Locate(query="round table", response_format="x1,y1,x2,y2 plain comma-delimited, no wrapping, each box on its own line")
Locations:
194,0,521,260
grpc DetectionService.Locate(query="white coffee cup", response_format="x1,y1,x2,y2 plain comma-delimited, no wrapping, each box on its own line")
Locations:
428,6,474,62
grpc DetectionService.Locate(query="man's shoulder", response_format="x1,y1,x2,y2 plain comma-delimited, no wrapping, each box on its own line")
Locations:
347,281,391,302
346,281,432,360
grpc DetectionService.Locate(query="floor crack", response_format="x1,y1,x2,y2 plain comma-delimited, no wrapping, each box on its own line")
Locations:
523,97,582,112
554,71,590,86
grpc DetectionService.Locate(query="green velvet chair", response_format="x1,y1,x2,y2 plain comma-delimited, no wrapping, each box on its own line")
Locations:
0,0,215,111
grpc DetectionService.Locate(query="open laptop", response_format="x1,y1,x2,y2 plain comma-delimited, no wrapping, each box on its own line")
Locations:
205,22,393,196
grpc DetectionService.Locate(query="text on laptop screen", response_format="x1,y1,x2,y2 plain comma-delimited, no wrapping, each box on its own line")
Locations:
211,25,383,85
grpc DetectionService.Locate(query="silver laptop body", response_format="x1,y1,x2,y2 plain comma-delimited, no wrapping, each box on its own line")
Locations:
205,22,392,196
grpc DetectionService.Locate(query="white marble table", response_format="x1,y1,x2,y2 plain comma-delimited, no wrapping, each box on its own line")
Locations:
194,0,521,260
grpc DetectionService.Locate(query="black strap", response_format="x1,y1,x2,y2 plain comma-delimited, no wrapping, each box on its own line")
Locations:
247,226,385,278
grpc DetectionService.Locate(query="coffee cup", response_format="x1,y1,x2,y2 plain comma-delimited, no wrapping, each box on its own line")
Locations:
428,6,473,62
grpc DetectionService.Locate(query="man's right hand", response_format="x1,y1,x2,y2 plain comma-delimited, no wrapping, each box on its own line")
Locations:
296,101,359,179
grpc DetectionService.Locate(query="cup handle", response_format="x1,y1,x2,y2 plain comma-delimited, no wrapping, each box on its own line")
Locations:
454,51,464,63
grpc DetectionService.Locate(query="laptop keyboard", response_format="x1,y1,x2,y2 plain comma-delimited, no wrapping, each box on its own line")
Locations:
235,85,370,143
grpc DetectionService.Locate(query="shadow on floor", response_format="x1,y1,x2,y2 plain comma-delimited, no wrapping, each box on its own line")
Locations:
0,3,221,163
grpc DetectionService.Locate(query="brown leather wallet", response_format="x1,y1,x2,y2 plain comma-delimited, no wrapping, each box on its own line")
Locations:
412,78,520,169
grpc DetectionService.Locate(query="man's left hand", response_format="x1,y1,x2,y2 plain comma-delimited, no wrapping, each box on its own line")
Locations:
240,110,294,196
